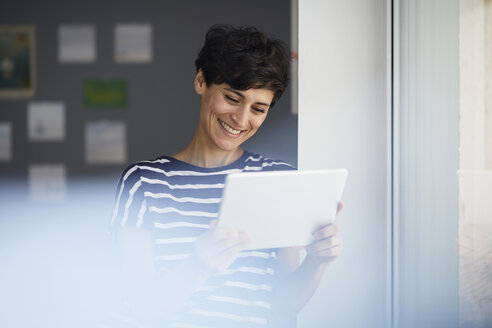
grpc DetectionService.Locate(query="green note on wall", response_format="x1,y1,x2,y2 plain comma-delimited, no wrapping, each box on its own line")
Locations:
84,79,127,108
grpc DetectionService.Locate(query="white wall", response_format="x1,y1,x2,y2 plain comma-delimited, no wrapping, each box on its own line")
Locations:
487,0,492,168
458,0,492,326
298,1,389,327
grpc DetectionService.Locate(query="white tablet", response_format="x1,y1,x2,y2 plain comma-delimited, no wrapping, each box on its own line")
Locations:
218,169,348,249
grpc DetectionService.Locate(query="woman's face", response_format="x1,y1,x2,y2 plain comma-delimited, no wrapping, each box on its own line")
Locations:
195,71,274,152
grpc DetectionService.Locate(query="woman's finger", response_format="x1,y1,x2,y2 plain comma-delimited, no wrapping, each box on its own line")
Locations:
312,223,339,240
210,227,239,241
308,236,343,253
205,235,244,254
336,202,344,215
315,245,343,258
237,231,252,246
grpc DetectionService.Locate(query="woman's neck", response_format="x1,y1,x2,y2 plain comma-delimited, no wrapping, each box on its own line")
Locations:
173,133,244,168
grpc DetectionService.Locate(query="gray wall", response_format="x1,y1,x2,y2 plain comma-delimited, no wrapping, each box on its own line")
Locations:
0,0,297,180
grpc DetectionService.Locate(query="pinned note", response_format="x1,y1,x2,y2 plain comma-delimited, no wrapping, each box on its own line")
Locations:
59,24,96,63
29,164,66,201
115,24,152,63
0,122,12,161
28,101,65,142
85,120,126,164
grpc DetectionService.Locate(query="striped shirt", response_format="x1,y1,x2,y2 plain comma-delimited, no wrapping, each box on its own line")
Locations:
110,151,295,328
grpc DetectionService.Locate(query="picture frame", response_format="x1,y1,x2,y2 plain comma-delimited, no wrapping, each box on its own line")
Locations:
0,25,36,98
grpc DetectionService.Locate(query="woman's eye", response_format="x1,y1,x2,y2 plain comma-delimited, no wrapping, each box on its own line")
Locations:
225,95,239,103
253,107,266,113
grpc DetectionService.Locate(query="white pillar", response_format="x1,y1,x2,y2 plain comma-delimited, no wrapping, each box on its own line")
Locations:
298,1,388,327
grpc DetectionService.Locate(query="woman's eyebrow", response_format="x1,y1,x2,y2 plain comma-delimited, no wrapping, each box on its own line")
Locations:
224,88,270,107
224,88,244,98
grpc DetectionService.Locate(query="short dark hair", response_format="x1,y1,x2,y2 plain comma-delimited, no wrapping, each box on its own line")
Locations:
195,24,290,107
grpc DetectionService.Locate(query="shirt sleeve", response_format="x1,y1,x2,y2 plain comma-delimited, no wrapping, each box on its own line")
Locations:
110,164,150,235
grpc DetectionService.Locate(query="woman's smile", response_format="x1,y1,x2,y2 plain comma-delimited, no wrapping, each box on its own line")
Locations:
218,118,243,137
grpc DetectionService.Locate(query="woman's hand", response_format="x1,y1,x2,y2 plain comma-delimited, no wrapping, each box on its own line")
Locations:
190,220,251,275
271,203,345,317
305,202,344,265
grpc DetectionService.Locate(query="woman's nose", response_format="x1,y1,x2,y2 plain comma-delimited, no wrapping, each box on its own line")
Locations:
231,107,248,127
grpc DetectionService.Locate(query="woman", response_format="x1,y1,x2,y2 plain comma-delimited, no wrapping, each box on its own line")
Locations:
111,25,343,328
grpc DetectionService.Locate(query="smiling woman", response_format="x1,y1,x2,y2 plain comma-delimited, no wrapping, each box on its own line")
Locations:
109,25,344,328
180,75,274,165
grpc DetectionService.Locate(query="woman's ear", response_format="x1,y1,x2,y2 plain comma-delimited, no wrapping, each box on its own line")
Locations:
194,70,207,95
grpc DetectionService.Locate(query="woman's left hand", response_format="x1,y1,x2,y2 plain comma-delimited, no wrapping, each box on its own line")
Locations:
305,202,344,265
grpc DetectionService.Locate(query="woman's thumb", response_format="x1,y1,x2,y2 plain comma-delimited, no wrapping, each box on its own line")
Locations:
209,219,218,229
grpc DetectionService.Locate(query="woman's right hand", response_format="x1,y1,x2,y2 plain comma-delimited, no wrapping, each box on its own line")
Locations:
190,220,251,275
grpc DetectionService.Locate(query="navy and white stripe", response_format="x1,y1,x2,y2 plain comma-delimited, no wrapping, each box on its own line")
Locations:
111,151,294,328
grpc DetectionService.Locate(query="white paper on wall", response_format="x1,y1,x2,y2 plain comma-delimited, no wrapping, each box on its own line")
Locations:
115,23,153,63
0,122,12,161
28,101,65,141
85,120,126,164
59,24,96,63
29,164,67,201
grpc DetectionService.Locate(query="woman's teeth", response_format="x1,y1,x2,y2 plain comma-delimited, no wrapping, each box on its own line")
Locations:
219,119,241,135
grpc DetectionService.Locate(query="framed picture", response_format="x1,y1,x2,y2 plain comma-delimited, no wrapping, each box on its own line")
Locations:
0,25,36,98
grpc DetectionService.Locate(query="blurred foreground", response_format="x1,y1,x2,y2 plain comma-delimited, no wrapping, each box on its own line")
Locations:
0,177,122,327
